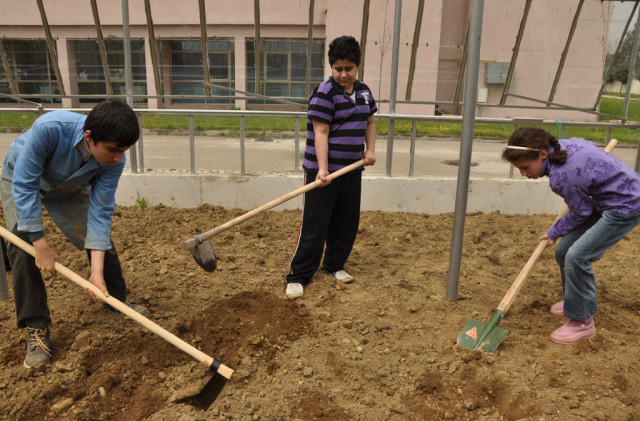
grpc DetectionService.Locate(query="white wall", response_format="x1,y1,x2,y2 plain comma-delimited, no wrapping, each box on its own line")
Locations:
116,172,564,215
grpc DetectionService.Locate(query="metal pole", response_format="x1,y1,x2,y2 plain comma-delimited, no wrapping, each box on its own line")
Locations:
548,0,585,104
0,40,18,95
90,0,113,96
446,0,484,302
409,120,416,177
595,1,638,109
137,114,144,171
254,0,261,96
385,0,402,177
295,116,300,172
405,0,424,100
623,8,640,121
199,0,211,97
122,0,138,173
358,0,370,81
36,0,65,96
500,0,531,105
305,0,315,97
144,0,163,98
240,116,246,174
453,16,470,104
189,115,195,173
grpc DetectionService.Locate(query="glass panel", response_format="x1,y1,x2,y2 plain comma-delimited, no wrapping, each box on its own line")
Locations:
291,41,307,52
291,83,306,97
171,52,203,80
15,53,49,80
266,54,288,79
209,53,228,79
291,53,306,81
208,40,230,50
311,53,325,79
75,52,103,80
78,81,107,96
265,40,289,51
265,82,289,96
171,40,201,51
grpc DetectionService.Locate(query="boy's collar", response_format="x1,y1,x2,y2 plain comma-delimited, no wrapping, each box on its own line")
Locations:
329,77,362,94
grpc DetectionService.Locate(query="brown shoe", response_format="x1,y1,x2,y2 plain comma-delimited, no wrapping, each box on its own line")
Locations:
24,327,52,368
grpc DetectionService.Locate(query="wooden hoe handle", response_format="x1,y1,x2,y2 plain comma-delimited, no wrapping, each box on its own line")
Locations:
183,159,365,250
0,226,234,379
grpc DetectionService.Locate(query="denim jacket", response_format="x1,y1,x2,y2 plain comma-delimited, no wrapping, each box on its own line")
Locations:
0,111,126,250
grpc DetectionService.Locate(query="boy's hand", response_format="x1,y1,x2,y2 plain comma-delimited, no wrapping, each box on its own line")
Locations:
32,238,59,275
86,272,109,303
316,168,331,186
85,249,109,302
363,149,376,166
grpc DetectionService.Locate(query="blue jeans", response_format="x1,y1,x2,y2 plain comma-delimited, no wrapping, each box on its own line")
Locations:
555,210,640,320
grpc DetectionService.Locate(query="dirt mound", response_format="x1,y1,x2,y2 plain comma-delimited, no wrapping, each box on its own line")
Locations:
0,205,638,420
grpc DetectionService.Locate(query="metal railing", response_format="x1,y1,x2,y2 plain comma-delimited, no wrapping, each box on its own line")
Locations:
1,106,639,176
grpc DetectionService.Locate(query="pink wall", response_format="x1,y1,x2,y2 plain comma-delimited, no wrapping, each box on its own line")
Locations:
0,0,613,120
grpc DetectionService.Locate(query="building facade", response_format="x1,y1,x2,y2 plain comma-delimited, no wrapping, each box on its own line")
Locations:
0,0,614,120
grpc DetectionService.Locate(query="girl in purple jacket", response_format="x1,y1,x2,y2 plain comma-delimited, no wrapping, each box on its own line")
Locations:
503,127,640,344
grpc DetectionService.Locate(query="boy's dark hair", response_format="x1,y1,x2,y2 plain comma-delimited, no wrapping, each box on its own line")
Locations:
84,99,139,148
502,127,567,165
328,35,361,66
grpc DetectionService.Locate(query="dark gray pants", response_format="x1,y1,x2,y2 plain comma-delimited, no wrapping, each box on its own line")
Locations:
7,226,127,329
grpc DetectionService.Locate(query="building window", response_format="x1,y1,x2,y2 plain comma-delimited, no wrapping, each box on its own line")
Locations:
0,39,61,103
169,39,235,104
73,39,147,103
246,38,325,105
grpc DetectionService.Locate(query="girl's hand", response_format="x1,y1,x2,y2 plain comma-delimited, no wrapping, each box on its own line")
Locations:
539,232,556,246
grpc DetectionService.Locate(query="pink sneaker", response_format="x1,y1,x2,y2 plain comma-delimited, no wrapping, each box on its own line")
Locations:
550,300,564,317
550,316,596,344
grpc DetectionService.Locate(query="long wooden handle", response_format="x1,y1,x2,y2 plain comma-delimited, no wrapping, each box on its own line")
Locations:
183,159,365,250
498,138,618,314
0,226,233,379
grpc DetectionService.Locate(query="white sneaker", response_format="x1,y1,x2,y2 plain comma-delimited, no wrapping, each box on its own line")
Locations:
331,270,354,283
286,283,304,299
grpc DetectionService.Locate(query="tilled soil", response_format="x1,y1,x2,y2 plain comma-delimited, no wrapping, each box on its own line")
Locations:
0,205,638,420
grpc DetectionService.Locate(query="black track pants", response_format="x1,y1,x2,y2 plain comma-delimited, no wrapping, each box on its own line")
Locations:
286,170,361,286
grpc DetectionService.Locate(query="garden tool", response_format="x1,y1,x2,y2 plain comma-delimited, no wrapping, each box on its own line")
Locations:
183,159,365,271
0,225,233,406
457,138,618,352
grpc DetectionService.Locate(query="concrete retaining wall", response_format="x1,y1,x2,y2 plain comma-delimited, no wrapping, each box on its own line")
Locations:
116,172,564,215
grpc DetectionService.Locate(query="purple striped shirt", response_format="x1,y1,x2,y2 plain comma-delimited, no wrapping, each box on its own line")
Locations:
303,77,377,172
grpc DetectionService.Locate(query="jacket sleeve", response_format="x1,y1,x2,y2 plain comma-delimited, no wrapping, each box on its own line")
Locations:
84,156,126,250
12,122,57,233
547,178,594,240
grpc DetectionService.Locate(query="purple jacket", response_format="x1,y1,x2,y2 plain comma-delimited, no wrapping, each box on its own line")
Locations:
546,137,640,240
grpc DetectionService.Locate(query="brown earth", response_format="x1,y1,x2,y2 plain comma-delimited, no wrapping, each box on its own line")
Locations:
0,205,639,420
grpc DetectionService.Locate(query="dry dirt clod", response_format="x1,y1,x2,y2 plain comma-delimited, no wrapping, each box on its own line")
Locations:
50,398,74,413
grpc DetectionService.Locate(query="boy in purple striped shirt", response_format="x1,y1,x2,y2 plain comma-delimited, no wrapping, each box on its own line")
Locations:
285,35,377,299
503,127,640,344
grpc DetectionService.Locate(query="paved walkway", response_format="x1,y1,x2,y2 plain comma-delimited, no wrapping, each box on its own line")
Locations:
0,132,637,179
